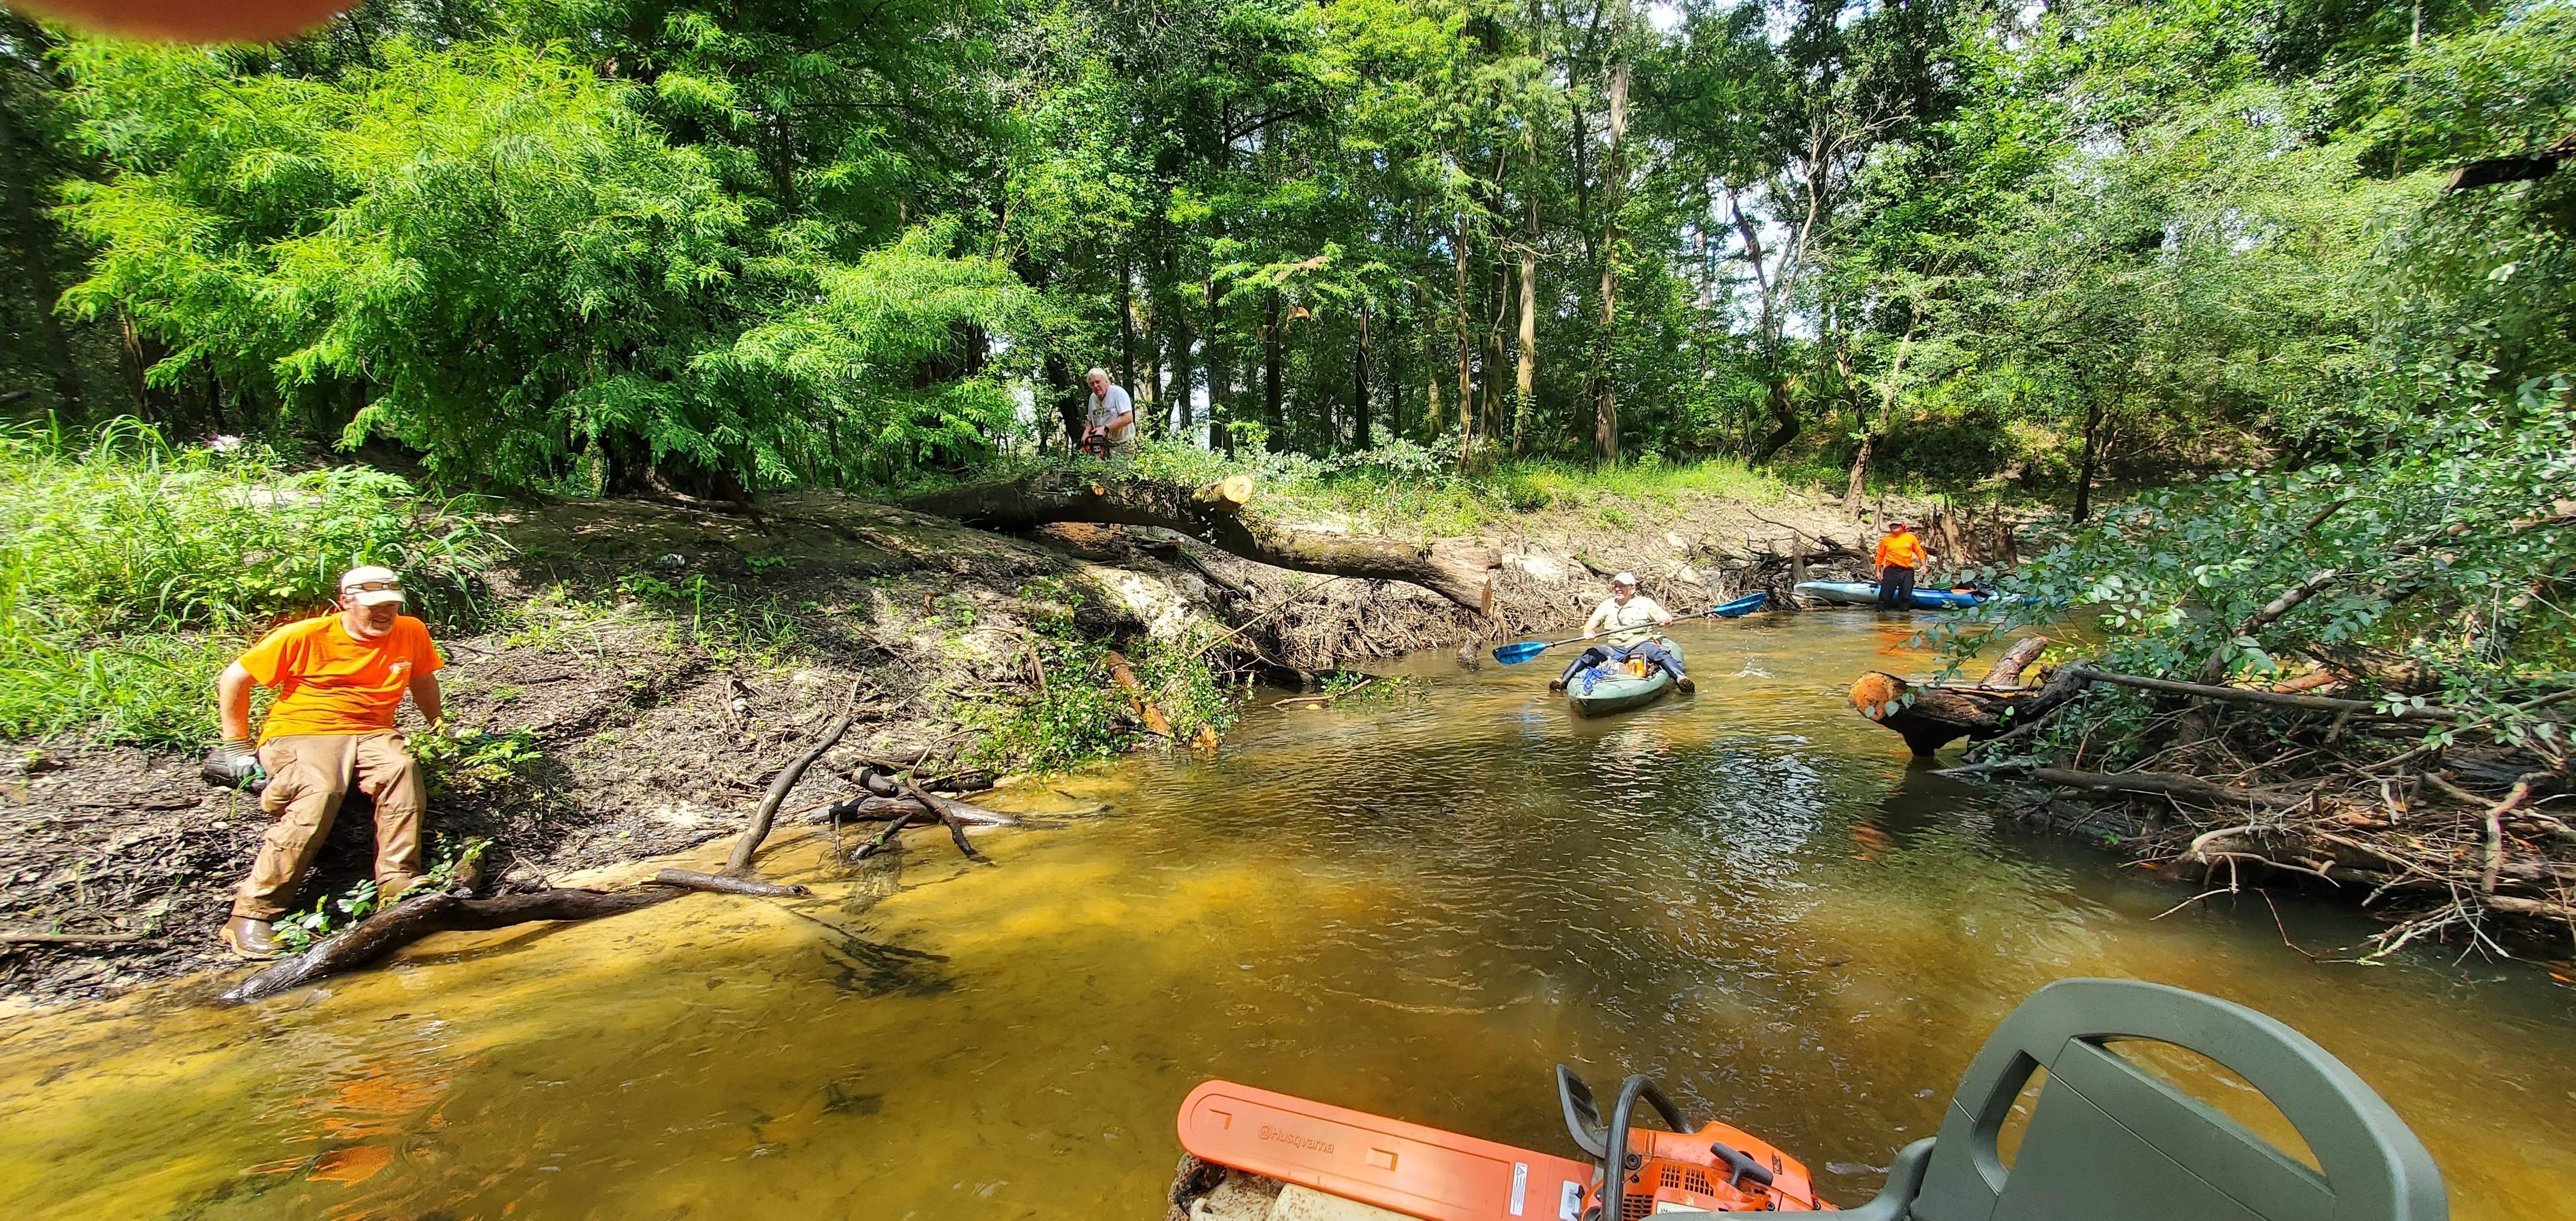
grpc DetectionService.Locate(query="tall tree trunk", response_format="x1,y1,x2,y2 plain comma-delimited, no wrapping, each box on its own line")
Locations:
1843,315,1920,517
1593,0,1631,466
0,100,82,409
1453,225,1473,468
1389,303,1408,442
2073,395,2108,523
1516,247,1537,455
1171,316,1195,443
1262,289,1284,449
1118,249,1137,404
1045,353,1082,453
1352,296,1372,451
1204,280,1229,455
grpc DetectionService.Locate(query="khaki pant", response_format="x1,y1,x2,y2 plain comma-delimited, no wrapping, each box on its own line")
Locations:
233,732,425,920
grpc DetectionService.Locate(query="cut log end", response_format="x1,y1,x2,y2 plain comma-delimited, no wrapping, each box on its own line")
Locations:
1206,474,1256,507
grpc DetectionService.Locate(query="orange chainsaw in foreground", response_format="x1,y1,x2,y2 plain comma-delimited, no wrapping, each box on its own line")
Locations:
1173,979,2456,1221
1177,1065,1828,1220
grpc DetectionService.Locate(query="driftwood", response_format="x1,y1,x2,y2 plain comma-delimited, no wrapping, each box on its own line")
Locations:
727,679,866,874
903,471,1500,614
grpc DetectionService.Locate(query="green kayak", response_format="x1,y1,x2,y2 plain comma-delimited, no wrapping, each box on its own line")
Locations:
1565,638,1685,718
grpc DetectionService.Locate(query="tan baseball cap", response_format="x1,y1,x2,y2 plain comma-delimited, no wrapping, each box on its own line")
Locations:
339,565,406,606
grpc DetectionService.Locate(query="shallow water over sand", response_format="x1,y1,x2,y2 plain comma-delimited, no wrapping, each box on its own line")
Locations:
4,611,2574,1219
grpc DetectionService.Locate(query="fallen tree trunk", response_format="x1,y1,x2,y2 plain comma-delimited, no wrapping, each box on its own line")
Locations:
902,472,1500,614
1850,662,2089,757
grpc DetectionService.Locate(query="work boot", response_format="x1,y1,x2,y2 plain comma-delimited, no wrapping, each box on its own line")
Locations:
222,915,282,961
377,873,427,905
1674,675,1697,694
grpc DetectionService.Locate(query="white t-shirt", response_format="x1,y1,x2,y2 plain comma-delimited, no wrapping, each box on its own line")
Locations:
1086,385,1136,446
1586,595,1669,644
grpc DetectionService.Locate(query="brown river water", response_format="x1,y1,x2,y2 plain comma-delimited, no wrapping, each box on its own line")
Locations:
5,612,2575,1219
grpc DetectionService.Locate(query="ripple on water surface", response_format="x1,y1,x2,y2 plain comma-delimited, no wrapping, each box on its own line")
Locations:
2,613,2574,1219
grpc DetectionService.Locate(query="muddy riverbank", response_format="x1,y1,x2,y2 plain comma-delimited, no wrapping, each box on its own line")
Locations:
3,482,1923,1008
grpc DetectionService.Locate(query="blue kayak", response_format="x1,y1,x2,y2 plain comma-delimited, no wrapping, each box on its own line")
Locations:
1794,580,1992,610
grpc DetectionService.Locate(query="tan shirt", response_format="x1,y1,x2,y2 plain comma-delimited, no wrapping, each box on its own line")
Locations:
1584,594,1670,645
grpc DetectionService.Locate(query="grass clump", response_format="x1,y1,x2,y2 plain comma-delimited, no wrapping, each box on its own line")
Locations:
0,417,503,747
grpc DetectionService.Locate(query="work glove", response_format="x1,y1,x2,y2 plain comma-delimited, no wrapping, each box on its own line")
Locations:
201,739,267,791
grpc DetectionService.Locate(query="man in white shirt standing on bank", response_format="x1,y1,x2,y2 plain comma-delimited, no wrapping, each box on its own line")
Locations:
1549,571,1694,694
1082,367,1138,458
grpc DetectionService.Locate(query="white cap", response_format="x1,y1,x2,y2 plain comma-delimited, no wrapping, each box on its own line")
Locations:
338,565,406,606
1612,571,1638,586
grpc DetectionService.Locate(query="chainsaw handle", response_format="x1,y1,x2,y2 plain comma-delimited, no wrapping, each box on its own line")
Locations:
1710,1140,1775,1189
1600,1075,1693,1221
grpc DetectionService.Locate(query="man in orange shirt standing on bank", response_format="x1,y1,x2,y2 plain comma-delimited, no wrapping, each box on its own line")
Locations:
1873,519,1934,610
200,565,444,959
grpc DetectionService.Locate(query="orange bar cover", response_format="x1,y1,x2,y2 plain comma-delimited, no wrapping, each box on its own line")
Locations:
1177,1080,1597,1221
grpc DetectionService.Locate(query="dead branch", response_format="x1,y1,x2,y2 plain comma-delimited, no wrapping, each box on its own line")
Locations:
2062,665,2463,720
654,868,811,898
727,678,866,874
903,775,991,864
1978,635,2050,688
220,868,834,1002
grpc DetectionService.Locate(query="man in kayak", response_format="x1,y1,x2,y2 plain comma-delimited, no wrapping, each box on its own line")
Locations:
1549,572,1694,694
200,565,445,959
1874,519,1934,609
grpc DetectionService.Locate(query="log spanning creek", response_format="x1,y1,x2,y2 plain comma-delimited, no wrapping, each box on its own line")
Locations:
5,613,2575,1219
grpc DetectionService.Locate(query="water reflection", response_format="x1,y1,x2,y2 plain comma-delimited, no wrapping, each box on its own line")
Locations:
2,611,2573,1219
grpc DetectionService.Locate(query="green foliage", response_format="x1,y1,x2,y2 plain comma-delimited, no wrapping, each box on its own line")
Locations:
0,417,498,746
967,614,1241,773
412,726,543,800
53,31,1025,493
1942,400,2576,761
273,878,376,953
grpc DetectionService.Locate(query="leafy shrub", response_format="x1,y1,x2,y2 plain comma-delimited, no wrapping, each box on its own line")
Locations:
0,418,501,746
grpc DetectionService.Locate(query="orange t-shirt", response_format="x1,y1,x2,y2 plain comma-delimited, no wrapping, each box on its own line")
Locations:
237,614,443,741
1875,531,1926,569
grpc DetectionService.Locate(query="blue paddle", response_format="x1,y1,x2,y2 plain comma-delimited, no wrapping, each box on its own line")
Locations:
1490,591,1767,664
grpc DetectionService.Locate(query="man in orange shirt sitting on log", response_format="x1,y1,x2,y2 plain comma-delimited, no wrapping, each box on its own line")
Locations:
1873,519,1934,610
201,565,445,959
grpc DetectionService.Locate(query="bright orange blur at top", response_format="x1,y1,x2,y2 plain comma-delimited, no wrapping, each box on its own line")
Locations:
1875,531,1926,570
237,614,443,741
7,0,352,43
